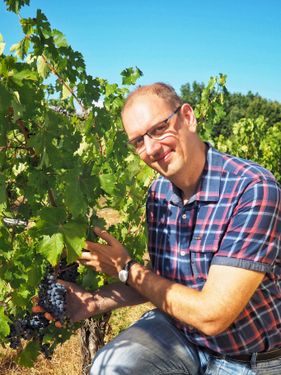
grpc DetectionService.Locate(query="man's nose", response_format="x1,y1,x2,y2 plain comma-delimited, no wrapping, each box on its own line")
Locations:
143,135,161,156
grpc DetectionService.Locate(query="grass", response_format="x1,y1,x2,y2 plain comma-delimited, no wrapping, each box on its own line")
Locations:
0,303,153,375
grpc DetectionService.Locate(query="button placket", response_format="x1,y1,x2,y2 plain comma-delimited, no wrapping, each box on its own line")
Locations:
179,209,189,256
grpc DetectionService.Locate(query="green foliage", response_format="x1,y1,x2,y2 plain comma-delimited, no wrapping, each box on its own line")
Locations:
0,0,151,366
188,74,227,142
4,0,30,13
180,76,281,183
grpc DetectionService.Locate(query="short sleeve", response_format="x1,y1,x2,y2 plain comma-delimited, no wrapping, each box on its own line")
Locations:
212,178,281,274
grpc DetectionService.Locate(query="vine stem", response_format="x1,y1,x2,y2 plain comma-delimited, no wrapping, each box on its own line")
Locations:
41,54,86,114
41,55,106,157
48,189,57,207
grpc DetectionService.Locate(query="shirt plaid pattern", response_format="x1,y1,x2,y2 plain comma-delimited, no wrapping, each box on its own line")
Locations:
146,145,281,355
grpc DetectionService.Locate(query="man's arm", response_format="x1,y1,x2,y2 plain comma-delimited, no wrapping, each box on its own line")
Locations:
126,262,264,335
79,227,265,335
60,280,148,323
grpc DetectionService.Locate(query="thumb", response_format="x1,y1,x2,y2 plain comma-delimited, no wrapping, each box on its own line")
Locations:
57,279,75,292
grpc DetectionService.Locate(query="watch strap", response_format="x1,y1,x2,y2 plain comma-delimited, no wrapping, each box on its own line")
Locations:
124,259,137,285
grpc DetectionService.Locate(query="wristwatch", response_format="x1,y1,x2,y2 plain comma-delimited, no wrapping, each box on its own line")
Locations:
118,259,137,284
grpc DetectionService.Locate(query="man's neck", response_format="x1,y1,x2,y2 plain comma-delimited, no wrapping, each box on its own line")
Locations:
175,142,207,203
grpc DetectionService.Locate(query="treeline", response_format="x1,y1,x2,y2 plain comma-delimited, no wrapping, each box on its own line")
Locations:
180,80,281,183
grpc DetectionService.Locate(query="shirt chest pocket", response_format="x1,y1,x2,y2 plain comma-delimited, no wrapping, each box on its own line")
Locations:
189,232,221,281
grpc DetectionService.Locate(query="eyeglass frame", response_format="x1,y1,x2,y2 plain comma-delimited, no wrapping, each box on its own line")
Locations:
127,105,182,153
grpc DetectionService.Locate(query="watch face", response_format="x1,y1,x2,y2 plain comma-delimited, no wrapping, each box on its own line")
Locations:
119,269,129,283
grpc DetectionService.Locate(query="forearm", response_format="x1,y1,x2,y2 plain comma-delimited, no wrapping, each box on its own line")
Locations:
127,263,203,330
83,282,148,318
127,262,264,335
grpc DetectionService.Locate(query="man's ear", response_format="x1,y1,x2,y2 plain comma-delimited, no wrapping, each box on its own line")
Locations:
181,103,197,131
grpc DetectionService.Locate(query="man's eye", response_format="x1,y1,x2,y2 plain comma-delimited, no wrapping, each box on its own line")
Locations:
133,137,144,148
150,123,168,136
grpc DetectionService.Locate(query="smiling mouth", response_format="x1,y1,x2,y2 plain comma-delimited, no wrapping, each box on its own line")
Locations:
155,150,172,163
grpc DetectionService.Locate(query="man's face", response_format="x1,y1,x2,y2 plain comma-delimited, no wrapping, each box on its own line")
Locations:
122,94,198,181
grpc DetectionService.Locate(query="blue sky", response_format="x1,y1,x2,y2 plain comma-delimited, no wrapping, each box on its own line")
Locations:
0,0,281,102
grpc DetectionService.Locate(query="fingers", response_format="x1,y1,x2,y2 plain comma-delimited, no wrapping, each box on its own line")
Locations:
32,306,54,322
93,226,116,245
44,312,62,328
32,305,45,313
84,226,120,252
44,312,53,321
55,321,63,328
57,279,75,290
32,285,66,328
79,251,97,261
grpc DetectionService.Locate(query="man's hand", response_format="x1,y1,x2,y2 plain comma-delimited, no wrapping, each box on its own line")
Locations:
32,280,99,323
79,227,131,277
59,280,99,322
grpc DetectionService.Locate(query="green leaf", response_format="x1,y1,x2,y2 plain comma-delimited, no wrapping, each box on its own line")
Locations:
0,83,13,112
62,84,72,100
35,207,67,235
12,288,30,306
99,173,116,195
27,264,42,287
64,170,88,218
37,55,50,78
17,340,40,367
37,233,64,266
0,307,10,337
81,268,104,290
12,69,38,86
0,175,6,204
0,34,5,56
52,29,68,48
105,83,118,97
121,66,143,85
4,0,30,14
10,38,30,59
61,221,86,263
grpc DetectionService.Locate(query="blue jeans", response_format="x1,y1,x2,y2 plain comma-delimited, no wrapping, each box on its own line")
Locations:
90,309,281,374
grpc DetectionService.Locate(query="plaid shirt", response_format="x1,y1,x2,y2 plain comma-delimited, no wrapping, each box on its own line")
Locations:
146,145,281,355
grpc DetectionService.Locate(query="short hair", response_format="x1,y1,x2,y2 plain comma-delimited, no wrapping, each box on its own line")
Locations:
122,82,183,115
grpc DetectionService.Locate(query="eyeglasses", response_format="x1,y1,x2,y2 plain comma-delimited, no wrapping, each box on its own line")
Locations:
128,106,181,154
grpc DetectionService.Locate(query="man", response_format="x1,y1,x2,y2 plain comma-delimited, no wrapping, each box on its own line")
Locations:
63,83,281,374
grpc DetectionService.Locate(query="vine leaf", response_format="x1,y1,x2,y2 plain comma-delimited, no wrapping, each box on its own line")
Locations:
99,173,116,195
0,175,6,204
62,84,72,100
18,340,40,368
61,221,86,263
37,56,49,78
64,170,88,218
37,233,64,266
121,66,143,85
4,0,30,14
0,307,10,337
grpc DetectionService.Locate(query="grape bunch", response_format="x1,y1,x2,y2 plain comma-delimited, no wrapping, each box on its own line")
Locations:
38,260,79,322
58,258,79,282
8,312,51,356
38,272,67,323
7,258,79,358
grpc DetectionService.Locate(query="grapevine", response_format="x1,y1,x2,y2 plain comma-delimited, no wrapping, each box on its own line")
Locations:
7,257,79,360
0,0,151,367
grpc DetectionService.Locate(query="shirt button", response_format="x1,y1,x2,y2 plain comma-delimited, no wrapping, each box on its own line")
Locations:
182,214,187,219
180,251,186,256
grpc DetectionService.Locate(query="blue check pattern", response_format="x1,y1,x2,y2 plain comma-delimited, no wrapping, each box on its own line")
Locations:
146,145,281,355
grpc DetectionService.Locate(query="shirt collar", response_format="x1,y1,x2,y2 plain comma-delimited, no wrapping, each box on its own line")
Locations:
167,144,223,205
